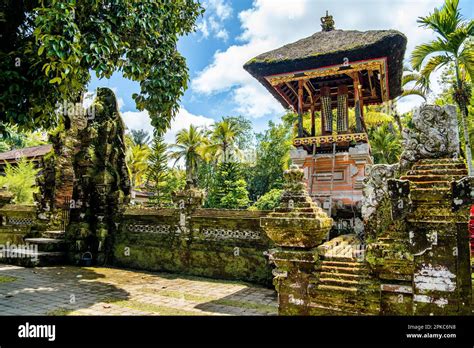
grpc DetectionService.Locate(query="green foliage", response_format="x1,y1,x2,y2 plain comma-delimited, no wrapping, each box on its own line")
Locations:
145,136,185,207
369,125,402,164
130,129,151,147
205,117,247,163
206,162,250,209
249,189,282,211
0,125,47,151
0,157,39,204
170,125,207,185
1,1,203,134
246,121,291,201
125,134,151,188
411,0,473,170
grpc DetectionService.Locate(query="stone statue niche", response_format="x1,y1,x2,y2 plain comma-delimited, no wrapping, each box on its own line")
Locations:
66,87,131,265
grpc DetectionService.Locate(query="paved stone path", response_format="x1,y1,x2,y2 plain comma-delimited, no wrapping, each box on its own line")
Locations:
0,264,277,316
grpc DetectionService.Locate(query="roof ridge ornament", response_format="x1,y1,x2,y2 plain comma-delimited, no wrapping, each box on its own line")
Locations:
321,11,335,32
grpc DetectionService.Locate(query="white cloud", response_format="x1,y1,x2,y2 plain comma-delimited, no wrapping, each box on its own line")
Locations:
121,107,214,145
193,0,445,117
197,0,233,41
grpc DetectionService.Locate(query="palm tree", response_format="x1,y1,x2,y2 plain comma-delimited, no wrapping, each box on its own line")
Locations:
388,66,430,133
206,118,244,163
125,134,151,188
169,125,207,187
130,129,151,147
411,0,473,174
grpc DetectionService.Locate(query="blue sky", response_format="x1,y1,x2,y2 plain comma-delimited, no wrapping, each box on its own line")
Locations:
86,0,473,143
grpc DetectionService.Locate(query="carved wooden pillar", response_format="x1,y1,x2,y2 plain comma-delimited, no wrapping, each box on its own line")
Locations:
352,74,363,133
320,86,333,134
310,105,316,136
297,80,304,137
336,85,349,133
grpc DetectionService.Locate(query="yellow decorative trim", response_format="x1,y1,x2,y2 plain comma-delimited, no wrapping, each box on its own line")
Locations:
293,133,368,146
266,58,389,102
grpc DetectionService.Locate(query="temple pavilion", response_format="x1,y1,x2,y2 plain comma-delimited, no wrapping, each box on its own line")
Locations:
244,12,406,234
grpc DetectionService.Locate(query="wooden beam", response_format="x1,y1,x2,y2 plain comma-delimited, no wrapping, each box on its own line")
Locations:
358,72,368,133
368,70,376,98
298,80,304,137
310,105,316,136
303,80,314,105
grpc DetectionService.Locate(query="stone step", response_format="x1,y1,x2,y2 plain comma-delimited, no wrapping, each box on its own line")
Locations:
410,181,451,189
42,230,66,239
412,163,466,171
319,272,367,281
318,277,368,288
0,249,66,267
322,260,364,267
24,237,64,244
400,174,463,182
322,256,363,263
417,158,465,164
321,265,368,275
407,168,467,176
307,301,378,315
316,284,359,293
410,188,450,202
23,238,65,252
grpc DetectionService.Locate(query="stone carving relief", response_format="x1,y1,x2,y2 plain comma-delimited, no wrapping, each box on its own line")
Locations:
399,105,459,170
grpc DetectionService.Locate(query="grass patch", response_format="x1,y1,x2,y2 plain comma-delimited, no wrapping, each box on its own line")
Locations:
141,288,214,302
213,299,277,313
0,275,16,283
140,288,277,314
46,308,73,316
108,299,201,316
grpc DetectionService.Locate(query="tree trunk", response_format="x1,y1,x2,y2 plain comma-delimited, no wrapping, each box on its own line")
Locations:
458,101,473,175
393,111,403,133
454,62,473,176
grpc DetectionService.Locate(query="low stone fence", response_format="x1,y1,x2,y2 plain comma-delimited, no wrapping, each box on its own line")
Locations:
0,204,36,244
113,207,274,285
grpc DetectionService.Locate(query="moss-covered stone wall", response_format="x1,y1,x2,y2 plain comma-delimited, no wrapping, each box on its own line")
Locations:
113,207,274,286
0,205,36,244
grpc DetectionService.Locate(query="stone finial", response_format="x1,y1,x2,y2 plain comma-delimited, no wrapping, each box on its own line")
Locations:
260,165,333,248
283,164,306,194
321,11,335,32
172,187,204,210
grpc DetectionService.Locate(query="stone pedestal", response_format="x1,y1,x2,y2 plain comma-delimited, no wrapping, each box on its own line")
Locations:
261,165,333,315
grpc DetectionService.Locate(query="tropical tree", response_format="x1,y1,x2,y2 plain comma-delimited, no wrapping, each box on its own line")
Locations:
400,66,429,100
411,0,473,174
248,188,282,211
205,162,250,209
170,125,207,186
125,134,151,188
0,157,39,204
146,136,172,206
389,66,430,132
1,1,203,134
369,125,402,164
0,126,47,151
247,121,292,201
206,117,245,163
130,129,151,147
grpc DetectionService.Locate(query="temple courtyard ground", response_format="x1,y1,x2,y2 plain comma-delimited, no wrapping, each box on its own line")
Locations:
0,264,277,316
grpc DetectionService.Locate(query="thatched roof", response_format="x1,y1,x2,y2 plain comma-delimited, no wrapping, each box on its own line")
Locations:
0,144,52,163
244,29,407,108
